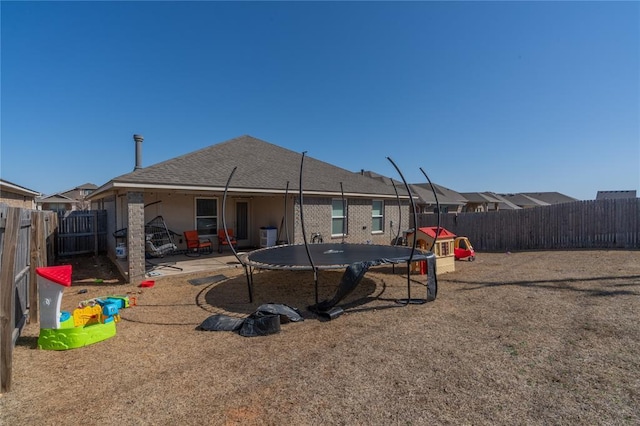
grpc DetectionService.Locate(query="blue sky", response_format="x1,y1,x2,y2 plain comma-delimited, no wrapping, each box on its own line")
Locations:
1,1,638,200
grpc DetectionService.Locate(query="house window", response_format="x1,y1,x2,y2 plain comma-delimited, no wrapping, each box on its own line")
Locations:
331,199,347,236
196,198,217,236
372,200,384,233
47,203,67,213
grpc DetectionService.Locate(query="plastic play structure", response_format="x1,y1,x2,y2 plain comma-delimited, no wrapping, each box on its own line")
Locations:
454,236,476,261
37,265,135,350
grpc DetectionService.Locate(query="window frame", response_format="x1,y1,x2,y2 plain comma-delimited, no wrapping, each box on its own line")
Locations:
195,197,218,237
371,200,384,234
331,198,347,237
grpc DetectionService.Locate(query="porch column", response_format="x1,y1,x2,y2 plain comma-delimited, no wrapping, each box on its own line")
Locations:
127,191,145,283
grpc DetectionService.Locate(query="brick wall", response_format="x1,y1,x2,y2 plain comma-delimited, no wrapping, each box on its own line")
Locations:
0,191,36,209
126,191,145,283
293,196,410,245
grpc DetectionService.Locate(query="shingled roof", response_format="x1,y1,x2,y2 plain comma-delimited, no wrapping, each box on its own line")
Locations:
497,193,550,208
93,135,407,198
358,170,466,206
460,192,502,203
596,190,637,200
519,192,578,204
411,183,467,206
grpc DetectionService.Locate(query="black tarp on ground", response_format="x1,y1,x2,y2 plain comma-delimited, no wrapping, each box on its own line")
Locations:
197,303,303,337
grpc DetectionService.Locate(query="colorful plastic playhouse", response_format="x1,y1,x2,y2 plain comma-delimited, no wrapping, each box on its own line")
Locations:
406,226,457,274
37,265,131,350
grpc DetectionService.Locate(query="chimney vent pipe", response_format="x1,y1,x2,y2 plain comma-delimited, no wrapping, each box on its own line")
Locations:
133,134,144,170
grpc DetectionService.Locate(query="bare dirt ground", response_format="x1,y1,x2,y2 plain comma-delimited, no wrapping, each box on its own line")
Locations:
2,250,639,425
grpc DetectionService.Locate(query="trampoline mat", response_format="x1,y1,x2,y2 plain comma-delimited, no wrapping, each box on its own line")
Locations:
244,243,430,270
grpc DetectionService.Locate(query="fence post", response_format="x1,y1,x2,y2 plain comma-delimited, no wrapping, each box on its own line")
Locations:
28,211,47,324
48,213,58,264
93,210,99,256
1,207,20,393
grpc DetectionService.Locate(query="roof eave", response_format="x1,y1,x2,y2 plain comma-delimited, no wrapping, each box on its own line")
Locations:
88,181,408,200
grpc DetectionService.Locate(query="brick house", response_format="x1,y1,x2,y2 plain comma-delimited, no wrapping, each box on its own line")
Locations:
89,135,412,283
37,183,98,213
0,178,40,209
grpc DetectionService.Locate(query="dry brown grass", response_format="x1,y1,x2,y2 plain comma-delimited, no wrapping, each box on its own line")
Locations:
2,250,639,425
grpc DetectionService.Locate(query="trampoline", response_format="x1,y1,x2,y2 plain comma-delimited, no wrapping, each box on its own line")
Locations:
245,242,432,270
220,152,440,320
242,242,437,318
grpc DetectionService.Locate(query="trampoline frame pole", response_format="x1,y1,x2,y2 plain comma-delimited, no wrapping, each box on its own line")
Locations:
387,156,425,305
222,166,253,303
284,181,290,245
298,152,320,304
340,181,345,244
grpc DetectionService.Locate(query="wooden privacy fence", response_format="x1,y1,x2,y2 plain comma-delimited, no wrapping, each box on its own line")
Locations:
0,205,57,392
57,210,107,257
418,198,640,251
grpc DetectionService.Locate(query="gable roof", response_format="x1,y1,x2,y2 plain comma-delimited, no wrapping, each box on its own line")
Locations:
91,135,408,199
489,193,523,210
519,192,578,204
39,183,99,200
36,193,74,203
460,192,502,203
415,226,456,239
596,190,637,200
460,192,522,210
498,193,550,208
75,183,98,190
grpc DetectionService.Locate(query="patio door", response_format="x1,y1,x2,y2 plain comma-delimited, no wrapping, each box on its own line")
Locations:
235,200,250,248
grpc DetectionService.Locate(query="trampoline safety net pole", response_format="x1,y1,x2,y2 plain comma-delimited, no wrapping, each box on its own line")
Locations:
222,166,253,303
298,151,320,304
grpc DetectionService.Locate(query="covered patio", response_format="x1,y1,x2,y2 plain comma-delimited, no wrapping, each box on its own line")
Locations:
114,250,245,281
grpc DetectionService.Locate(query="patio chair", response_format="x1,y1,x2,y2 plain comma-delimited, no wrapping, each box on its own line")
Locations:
145,216,182,272
217,229,238,253
183,230,213,256
145,237,177,258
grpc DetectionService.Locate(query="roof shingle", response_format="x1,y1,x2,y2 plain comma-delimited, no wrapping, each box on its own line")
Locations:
107,135,406,197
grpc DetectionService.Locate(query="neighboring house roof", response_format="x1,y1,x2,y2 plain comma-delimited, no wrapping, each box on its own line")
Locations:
91,135,409,199
498,193,550,208
0,178,40,197
411,183,467,206
489,193,523,210
460,192,522,210
38,183,98,201
596,190,637,200
460,192,502,204
60,183,97,197
358,170,467,207
75,183,98,190
519,192,578,204
36,193,74,204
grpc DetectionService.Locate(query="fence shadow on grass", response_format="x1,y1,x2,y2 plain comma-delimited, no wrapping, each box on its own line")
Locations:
446,274,640,297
